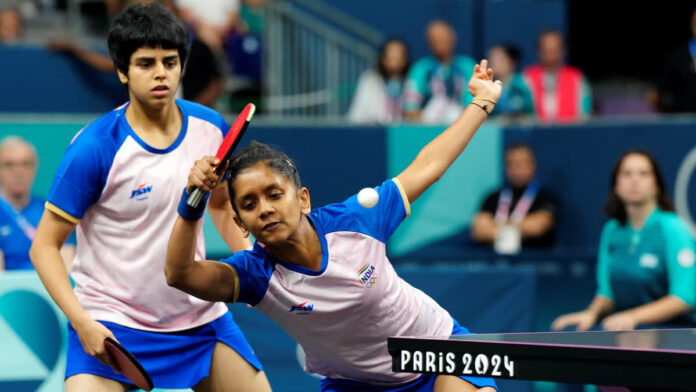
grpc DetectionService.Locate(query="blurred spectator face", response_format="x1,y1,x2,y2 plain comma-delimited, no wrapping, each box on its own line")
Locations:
0,141,37,199
427,21,455,63
614,153,658,206
381,40,408,78
0,8,22,43
488,46,515,81
505,147,536,188
691,9,696,38
538,32,564,69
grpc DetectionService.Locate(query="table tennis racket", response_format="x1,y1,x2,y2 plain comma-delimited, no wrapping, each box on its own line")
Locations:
187,103,256,207
104,337,154,391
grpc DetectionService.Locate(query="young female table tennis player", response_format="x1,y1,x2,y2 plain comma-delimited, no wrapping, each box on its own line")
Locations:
167,60,502,391
30,3,270,391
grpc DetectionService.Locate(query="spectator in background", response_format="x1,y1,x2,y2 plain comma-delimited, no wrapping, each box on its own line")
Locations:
651,8,696,113
226,0,268,112
471,143,558,254
175,0,240,55
0,136,75,271
0,6,22,44
487,44,534,118
552,149,696,331
49,0,224,108
347,38,411,124
404,20,476,124
523,30,592,123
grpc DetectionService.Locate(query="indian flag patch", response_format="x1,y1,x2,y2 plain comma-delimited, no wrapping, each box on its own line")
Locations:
357,263,378,288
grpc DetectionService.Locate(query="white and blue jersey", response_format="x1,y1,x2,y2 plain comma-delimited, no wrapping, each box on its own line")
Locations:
222,179,456,385
46,100,230,331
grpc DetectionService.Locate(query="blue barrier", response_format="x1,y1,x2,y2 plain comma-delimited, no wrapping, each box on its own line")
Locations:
0,46,125,113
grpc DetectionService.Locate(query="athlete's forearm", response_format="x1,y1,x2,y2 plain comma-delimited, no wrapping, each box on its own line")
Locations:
30,211,93,329
30,240,92,329
166,216,238,302
165,216,199,287
396,101,491,203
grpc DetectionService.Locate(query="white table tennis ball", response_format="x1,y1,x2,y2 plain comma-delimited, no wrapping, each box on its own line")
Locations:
358,187,379,208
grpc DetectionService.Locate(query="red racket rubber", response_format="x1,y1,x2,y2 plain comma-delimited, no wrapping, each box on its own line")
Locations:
104,337,154,391
187,103,256,207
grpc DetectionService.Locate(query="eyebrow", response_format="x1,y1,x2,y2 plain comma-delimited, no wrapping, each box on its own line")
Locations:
134,55,179,62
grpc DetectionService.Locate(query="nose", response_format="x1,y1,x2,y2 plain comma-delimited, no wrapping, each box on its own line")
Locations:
154,62,166,79
258,198,274,218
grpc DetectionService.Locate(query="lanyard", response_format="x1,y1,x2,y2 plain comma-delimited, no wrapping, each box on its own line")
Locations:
494,180,540,224
0,196,36,241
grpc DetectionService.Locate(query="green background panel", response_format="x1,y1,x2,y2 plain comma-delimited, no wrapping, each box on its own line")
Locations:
386,122,502,256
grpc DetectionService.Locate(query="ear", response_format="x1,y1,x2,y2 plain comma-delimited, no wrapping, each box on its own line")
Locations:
298,187,311,215
233,215,250,238
116,68,128,84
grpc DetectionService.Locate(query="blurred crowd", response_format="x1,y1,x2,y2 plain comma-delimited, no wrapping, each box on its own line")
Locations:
348,12,696,125
1,2,695,122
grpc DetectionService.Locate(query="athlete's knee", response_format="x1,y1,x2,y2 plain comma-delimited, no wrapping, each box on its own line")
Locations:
65,373,127,392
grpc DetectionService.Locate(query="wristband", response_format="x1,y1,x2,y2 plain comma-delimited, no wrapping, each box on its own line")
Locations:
474,96,498,104
177,188,210,221
470,102,490,115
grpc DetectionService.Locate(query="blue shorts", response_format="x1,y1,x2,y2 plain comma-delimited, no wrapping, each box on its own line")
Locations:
66,311,262,389
320,319,498,392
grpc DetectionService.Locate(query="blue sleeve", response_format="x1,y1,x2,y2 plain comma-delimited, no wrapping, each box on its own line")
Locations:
663,215,696,307
596,221,615,301
221,249,273,306
46,135,112,222
317,178,410,243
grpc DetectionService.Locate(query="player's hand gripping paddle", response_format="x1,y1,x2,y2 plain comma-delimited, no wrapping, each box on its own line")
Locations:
104,337,154,391
186,103,256,207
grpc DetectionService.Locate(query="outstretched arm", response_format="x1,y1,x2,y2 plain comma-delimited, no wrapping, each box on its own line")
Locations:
165,156,238,302
395,60,502,203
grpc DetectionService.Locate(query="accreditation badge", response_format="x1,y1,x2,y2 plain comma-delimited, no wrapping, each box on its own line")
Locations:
494,224,521,255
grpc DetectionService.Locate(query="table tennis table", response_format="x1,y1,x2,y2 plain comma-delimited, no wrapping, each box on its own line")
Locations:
388,329,696,391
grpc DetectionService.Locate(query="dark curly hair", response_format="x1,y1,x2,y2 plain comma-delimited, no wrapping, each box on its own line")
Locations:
108,3,189,75
225,141,301,214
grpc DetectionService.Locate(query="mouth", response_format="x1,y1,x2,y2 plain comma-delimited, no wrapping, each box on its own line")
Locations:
262,222,281,231
152,85,170,97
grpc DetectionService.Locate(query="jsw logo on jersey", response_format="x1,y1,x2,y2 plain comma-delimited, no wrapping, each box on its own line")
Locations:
288,302,314,315
130,183,153,201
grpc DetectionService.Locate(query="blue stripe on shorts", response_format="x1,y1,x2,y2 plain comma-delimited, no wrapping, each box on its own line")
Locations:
320,318,498,392
66,311,262,389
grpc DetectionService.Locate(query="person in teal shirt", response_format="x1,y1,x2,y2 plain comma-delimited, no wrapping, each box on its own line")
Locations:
552,149,696,331
487,45,534,118
403,20,476,124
